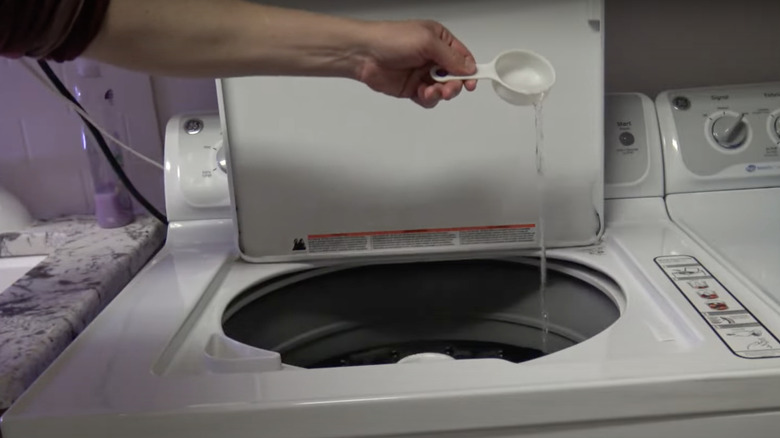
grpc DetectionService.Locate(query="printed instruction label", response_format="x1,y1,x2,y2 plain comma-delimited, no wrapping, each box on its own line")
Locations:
656,256,780,359
306,224,536,254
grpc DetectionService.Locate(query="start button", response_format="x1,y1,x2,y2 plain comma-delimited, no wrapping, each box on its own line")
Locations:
619,132,635,146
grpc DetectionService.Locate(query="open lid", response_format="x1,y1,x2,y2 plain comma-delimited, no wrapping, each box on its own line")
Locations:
219,0,605,262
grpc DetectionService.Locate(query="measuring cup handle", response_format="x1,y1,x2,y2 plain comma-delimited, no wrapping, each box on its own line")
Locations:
429,64,495,82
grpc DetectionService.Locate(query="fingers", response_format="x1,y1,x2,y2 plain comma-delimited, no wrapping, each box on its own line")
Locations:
414,82,440,108
442,28,477,92
413,96,438,109
414,83,439,108
445,30,478,81
423,22,476,77
415,80,465,108
437,80,464,100
407,20,479,108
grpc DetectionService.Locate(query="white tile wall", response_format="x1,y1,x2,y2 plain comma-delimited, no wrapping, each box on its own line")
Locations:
151,77,218,139
0,59,165,220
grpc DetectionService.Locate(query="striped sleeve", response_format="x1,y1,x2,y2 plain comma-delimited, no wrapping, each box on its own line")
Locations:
0,0,111,61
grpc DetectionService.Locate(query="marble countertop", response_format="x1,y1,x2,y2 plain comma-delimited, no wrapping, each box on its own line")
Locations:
0,216,166,409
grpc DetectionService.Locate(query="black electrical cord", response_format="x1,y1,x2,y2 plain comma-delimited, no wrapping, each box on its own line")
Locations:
36,60,168,225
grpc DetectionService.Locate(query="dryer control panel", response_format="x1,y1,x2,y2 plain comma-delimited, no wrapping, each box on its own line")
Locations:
657,83,780,194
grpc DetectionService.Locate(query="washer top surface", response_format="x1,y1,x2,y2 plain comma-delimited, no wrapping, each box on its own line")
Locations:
5,198,780,438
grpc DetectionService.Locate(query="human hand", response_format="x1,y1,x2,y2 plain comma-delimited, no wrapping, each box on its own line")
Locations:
355,20,477,108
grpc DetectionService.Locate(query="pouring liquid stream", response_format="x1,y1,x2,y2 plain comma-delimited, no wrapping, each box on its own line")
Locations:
534,97,549,353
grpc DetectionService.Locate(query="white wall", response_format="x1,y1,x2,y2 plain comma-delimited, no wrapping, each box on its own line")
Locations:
0,60,164,220
605,0,780,96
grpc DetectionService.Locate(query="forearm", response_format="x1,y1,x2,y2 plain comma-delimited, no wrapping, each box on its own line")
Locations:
2,0,474,106
84,0,372,78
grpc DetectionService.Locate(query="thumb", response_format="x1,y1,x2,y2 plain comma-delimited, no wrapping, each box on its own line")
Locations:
427,39,475,76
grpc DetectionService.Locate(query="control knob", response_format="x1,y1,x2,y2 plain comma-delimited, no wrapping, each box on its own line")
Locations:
711,113,748,149
775,116,780,138
215,140,227,173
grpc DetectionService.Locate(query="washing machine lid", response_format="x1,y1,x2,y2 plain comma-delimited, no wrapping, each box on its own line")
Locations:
219,0,605,262
667,188,780,308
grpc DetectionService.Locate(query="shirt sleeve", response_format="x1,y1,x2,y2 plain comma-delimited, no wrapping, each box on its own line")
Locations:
0,0,111,62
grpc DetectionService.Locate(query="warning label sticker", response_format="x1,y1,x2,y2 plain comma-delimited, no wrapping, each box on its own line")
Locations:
306,224,536,254
373,232,456,250
307,235,368,253
656,255,780,359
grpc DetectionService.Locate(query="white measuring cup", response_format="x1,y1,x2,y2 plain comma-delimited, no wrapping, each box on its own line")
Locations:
430,50,556,106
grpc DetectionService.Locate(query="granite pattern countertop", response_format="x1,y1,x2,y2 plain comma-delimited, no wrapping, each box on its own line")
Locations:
0,216,166,409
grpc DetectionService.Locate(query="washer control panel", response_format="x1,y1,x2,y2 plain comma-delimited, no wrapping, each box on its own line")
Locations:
604,93,663,199
164,113,232,222
657,83,780,193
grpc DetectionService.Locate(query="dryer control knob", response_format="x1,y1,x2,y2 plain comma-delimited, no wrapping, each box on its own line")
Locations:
774,116,780,138
711,113,748,149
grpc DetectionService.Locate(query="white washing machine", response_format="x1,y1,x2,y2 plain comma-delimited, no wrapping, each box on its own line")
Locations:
4,1,780,437
657,82,780,358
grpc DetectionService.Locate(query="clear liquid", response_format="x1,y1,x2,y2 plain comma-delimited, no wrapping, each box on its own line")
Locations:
534,98,549,354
